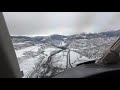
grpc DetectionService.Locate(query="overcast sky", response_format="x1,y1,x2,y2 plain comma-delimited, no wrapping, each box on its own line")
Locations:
3,12,120,36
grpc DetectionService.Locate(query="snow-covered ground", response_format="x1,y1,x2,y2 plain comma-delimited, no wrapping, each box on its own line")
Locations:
12,36,119,78
44,48,60,56
15,45,40,57
15,45,41,77
20,56,39,78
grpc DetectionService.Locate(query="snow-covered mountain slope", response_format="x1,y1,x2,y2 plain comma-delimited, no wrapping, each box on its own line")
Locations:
11,30,120,78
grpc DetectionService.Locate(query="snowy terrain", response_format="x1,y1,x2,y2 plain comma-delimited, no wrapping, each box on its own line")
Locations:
11,30,120,78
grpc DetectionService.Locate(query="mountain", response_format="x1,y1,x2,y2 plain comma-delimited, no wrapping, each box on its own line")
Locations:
30,34,67,43
49,34,67,40
69,30,120,39
100,30,120,37
11,30,120,43
11,36,33,43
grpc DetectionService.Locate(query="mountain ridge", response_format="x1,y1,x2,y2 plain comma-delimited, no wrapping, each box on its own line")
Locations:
11,30,120,43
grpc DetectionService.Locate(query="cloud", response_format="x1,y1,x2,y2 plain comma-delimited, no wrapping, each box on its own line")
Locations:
3,12,120,36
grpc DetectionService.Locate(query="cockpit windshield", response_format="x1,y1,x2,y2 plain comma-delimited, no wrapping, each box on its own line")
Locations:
3,12,120,78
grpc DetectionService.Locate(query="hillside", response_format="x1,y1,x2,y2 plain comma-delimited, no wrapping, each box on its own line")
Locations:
11,30,120,78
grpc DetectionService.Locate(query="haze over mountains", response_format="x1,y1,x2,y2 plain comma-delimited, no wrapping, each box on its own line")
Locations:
11,29,120,44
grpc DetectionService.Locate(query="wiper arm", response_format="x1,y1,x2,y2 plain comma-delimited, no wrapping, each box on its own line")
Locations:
110,38,120,54
96,37,120,65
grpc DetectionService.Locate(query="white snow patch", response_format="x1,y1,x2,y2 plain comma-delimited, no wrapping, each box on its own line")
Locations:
44,47,59,56
20,57,40,78
70,51,81,63
53,51,93,68
13,42,26,45
15,46,40,58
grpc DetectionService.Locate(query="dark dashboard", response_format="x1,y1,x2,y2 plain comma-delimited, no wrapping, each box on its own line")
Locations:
53,61,120,78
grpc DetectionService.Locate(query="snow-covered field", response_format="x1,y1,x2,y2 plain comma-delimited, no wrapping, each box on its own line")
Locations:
12,36,119,78
15,45,41,78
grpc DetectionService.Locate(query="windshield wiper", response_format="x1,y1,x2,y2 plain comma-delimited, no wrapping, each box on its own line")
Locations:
96,37,120,65
77,60,96,66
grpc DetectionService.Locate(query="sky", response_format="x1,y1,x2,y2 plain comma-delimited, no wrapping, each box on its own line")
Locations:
3,12,120,36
